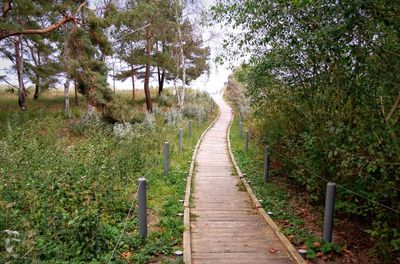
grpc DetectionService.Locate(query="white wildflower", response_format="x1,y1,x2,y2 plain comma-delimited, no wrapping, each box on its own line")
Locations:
113,122,133,139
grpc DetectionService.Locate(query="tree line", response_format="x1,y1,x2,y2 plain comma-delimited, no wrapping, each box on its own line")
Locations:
0,0,209,115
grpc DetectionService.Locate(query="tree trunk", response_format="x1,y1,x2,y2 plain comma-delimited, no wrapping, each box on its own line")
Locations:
112,59,116,94
175,0,186,109
144,20,153,112
158,68,165,96
157,66,162,95
85,88,96,121
74,77,80,106
131,65,135,106
33,51,41,100
86,103,95,120
64,79,70,116
33,82,40,100
14,35,27,110
174,76,180,103
156,41,165,96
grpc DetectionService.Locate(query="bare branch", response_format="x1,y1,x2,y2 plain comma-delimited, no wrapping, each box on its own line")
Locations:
115,22,151,41
386,90,400,123
76,1,86,14
0,76,19,90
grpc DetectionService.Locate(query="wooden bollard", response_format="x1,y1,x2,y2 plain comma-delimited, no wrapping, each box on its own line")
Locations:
245,130,249,152
264,146,270,183
138,178,147,238
323,182,336,243
164,142,169,176
189,120,192,138
179,128,183,152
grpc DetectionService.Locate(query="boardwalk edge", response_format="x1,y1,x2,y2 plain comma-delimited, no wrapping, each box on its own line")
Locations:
183,107,221,264
226,111,307,264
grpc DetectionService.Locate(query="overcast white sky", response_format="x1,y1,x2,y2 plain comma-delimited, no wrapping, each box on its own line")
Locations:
0,0,235,94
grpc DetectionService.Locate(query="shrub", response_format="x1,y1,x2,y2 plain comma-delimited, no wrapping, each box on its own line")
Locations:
156,93,174,107
181,103,205,119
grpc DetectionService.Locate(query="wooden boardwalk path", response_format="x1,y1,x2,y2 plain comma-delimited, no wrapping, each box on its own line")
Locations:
188,96,299,264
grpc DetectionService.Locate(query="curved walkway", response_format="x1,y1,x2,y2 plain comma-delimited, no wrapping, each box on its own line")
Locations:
190,96,295,264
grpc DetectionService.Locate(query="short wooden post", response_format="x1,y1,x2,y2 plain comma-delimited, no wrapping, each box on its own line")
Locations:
206,111,208,122
164,142,169,176
198,112,201,128
138,177,147,238
189,120,192,138
239,120,243,139
264,146,270,183
245,130,249,152
323,182,336,243
179,128,183,152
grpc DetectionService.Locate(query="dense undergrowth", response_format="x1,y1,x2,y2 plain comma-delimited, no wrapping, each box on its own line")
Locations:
0,89,217,263
229,114,343,261
225,74,399,263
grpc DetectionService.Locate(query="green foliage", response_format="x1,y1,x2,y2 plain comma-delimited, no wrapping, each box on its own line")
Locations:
155,93,175,107
303,238,341,259
215,0,400,259
66,23,113,108
181,90,213,118
101,97,146,123
0,90,217,263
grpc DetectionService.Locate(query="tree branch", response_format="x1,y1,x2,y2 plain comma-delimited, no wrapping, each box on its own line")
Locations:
386,89,400,123
0,15,75,41
0,76,19,90
0,1,86,41
383,48,400,58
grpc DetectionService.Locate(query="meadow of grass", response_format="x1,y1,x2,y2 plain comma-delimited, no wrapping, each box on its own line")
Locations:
0,88,217,263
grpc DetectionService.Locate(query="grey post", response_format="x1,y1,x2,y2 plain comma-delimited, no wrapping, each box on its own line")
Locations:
239,120,243,139
198,112,201,128
245,130,249,152
164,142,169,176
206,111,208,122
179,128,183,152
323,182,336,243
189,120,192,138
264,146,270,183
138,177,147,239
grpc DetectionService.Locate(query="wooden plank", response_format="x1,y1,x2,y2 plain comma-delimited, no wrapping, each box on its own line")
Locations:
192,242,288,255
191,214,261,221
194,172,233,176
193,257,292,264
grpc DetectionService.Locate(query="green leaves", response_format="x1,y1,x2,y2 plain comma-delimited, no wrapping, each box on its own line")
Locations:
215,0,400,259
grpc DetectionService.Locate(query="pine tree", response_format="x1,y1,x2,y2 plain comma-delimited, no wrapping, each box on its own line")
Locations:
0,1,86,110
23,33,61,100
65,5,114,118
114,0,180,112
